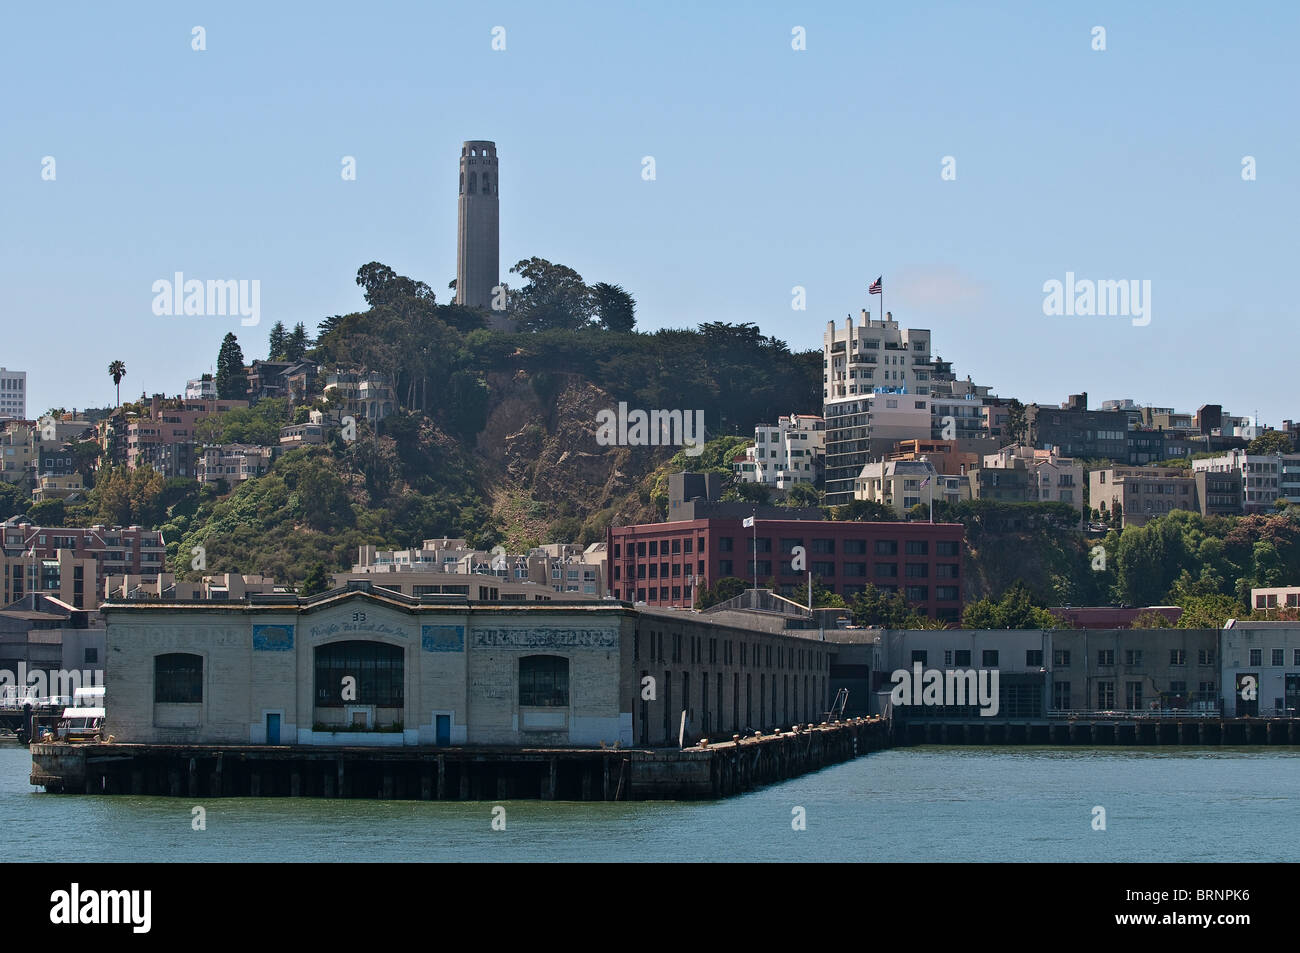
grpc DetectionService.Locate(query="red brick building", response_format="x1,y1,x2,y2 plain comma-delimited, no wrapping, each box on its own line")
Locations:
608,518,964,620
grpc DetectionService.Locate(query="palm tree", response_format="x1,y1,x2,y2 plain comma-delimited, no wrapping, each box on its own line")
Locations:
108,361,126,407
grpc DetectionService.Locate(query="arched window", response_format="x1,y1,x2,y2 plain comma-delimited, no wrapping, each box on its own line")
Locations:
155,653,203,703
519,655,569,707
315,641,404,707
468,172,477,193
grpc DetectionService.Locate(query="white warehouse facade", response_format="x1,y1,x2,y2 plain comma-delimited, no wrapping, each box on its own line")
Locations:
104,586,636,748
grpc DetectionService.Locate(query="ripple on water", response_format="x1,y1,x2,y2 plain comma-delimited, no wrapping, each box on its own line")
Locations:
2,746,1297,862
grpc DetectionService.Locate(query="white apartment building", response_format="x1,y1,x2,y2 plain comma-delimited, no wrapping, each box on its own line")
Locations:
732,414,824,488
983,444,1085,512
185,376,217,400
0,369,27,420
824,311,934,505
823,310,996,506
1193,449,1298,512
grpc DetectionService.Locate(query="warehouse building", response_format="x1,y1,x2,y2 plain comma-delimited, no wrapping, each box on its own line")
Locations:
101,583,838,748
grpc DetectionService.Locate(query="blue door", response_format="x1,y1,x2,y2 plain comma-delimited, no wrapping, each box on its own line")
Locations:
435,715,451,746
266,713,281,745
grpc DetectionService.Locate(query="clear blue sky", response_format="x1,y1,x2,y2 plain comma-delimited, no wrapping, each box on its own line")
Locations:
2,1,1296,423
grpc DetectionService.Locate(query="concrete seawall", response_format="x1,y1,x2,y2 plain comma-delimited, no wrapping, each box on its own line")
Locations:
30,717,890,800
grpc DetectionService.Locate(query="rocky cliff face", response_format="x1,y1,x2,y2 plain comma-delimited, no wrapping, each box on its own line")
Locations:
475,371,670,541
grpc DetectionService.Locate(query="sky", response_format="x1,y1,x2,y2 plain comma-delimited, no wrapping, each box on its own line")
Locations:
2,0,1297,424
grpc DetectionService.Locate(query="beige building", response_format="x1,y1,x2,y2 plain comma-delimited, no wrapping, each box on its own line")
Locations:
0,549,97,609
104,572,285,601
0,421,35,485
197,444,274,486
349,539,608,598
1249,586,1300,614
100,584,841,749
279,422,326,448
887,438,983,477
853,459,967,515
1090,466,1199,526
33,472,85,502
333,568,588,602
983,445,1084,513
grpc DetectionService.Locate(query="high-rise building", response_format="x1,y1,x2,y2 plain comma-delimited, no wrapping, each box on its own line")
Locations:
455,140,500,312
823,311,933,505
0,368,27,420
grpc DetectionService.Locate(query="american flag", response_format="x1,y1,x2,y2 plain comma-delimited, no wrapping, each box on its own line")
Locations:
920,476,930,488
868,276,882,295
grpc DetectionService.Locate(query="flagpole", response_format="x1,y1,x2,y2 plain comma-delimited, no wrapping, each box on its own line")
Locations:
752,509,757,593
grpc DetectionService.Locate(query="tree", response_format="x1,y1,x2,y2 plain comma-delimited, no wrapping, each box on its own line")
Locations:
215,333,249,400
1248,430,1293,455
89,465,167,526
267,321,288,361
1005,399,1028,445
356,262,435,310
783,482,821,508
694,576,748,609
285,322,310,362
209,398,290,445
961,583,1058,629
1177,593,1247,629
300,563,330,597
1130,608,1174,628
108,361,127,407
590,282,636,333
831,499,897,522
1114,519,1193,606
849,585,928,627
26,498,65,527
0,481,27,517
810,579,847,608
728,482,771,505
508,257,594,331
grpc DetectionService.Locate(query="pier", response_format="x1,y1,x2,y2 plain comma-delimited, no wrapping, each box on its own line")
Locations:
30,717,890,800
894,715,1300,747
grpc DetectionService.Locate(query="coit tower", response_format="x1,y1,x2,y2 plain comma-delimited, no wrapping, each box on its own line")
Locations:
455,140,500,311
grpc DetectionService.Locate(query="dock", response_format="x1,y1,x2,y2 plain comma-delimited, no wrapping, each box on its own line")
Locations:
894,715,1300,746
29,717,890,800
